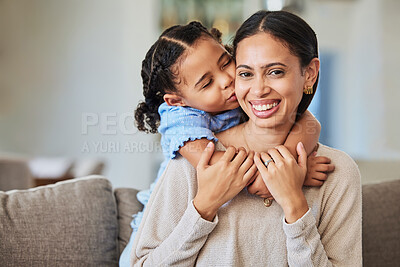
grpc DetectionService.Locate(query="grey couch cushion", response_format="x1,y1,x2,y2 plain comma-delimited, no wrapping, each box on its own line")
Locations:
0,176,118,267
362,179,400,267
114,188,143,255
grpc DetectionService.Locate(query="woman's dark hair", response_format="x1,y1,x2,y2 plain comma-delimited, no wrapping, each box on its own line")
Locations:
135,21,223,133
233,10,319,118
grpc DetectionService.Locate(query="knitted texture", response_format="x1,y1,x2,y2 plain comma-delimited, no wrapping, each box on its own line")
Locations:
131,144,362,266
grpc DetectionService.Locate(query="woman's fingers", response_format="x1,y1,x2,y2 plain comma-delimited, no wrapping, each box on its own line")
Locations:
197,142,215,170
231,147,248,167
254,152,269,174
220,146,237,162
275,145,294,160
238,150,254,173
296,142,308,171
243,164,258,184
266,148,283,166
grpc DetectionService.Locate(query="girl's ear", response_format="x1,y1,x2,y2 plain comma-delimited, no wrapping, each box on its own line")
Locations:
304,58,320,87
163,93,186,107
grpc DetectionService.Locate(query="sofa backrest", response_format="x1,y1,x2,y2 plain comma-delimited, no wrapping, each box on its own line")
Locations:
362,178,400,267
0,176,119,266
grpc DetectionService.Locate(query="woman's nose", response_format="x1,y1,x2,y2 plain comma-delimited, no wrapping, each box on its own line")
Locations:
253,76,271,96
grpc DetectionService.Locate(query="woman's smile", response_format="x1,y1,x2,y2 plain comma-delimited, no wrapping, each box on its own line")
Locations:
249,99,281,118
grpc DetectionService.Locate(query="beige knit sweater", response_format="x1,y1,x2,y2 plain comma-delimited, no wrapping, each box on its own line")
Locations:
131,144,362,266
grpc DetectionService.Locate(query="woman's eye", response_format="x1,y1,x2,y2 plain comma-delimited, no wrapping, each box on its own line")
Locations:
269,69,284,76
238,72,253,78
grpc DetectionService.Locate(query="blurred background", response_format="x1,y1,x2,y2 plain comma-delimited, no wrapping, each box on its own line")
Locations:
0,0,399,191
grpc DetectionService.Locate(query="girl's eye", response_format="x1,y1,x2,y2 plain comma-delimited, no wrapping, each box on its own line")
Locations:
222,58,232,69
238,72,253,78
202,79,213,89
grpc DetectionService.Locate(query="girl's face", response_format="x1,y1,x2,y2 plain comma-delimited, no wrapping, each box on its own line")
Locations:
235,32,311,129
168,37,239,114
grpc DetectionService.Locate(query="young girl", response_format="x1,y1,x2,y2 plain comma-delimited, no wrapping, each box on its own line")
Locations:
120,21,333,265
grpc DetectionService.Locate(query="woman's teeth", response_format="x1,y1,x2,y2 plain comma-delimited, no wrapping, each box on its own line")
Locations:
252,102,278,111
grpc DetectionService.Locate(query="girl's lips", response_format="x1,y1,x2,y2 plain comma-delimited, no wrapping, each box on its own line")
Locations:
250,100,280,118
227,93,237,102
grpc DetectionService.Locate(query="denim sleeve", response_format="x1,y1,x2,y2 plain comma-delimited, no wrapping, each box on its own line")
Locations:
158,103,217,159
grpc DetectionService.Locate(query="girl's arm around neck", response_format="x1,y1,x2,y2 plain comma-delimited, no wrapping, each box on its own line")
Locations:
284,110,321,157
179,138,225,167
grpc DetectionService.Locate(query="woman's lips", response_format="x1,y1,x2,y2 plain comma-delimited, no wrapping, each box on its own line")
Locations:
250,100,280,118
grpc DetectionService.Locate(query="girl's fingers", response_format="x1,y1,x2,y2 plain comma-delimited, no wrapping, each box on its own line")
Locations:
315,156,331,164
220,146,237,162
197,142,215,170
312,172,328,181
315,163,335,173
307,179,324,186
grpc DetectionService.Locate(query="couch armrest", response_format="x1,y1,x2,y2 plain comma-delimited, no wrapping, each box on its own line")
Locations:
362,178,400,267
114,188,143,255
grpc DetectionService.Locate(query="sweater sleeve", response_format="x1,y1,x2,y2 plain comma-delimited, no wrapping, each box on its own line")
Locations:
282,149,362,266
131,158,218,266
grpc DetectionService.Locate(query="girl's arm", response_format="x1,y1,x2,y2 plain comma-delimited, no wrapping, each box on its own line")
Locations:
284,110,320,157
179,139,225,167
284,110,335,187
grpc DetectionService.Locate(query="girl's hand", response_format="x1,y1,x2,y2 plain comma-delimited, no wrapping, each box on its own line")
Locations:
304,152,335,186
193,142,257,221
254,142,308,224
247,172,274,199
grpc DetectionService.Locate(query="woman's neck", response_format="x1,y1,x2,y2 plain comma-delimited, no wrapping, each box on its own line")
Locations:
217,120,293,152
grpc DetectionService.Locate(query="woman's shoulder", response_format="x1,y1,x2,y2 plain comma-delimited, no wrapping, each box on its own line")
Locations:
317,143,361,186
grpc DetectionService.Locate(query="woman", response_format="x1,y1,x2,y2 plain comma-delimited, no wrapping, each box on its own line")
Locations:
131,11,361,266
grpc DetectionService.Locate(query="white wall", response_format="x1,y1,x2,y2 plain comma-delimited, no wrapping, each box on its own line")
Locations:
0,0,162,189
1,0,399,187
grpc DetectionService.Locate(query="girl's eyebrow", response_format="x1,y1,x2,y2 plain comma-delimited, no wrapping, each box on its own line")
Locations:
236,62,287,70
195,51,228,87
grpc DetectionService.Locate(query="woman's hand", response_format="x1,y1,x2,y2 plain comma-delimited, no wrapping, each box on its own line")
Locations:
193,142,257,221
254,142,308,224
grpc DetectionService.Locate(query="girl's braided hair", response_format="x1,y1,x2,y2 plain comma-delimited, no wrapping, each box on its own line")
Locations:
135,21,224,133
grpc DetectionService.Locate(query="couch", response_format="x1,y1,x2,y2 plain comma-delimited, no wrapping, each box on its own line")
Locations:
0,176,399,266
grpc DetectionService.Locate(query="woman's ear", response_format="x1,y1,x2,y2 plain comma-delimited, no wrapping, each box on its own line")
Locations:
304,58,320,86
163,93,186,107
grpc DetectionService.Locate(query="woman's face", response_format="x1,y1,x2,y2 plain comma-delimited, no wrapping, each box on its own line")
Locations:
173,37,239,114
235,32,307,130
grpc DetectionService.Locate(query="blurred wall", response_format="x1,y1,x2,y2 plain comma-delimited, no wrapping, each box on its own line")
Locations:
0,0,162,189
1,0,399,188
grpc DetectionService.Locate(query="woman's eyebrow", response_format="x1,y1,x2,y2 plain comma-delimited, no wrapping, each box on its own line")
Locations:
236,62,287,70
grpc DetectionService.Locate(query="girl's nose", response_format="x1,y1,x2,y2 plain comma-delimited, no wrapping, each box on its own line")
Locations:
221,70,234,90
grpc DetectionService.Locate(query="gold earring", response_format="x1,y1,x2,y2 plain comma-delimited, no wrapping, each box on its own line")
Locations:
304,85,313,95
